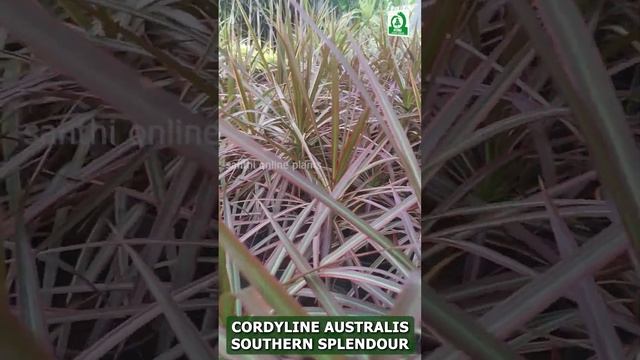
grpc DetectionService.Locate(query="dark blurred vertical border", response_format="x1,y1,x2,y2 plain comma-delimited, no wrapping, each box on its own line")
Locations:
421,0,467,356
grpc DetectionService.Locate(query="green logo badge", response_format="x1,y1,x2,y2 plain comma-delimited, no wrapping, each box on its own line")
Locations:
387,8,409,37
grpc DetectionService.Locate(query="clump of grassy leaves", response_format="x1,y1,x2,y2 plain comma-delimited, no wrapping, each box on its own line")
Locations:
0,0,217,358
423,0,640,359
219,0,421,339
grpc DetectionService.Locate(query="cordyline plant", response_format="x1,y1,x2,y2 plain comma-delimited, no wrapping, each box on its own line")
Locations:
219,0,421,356
0,0,217,358
423,0,640,359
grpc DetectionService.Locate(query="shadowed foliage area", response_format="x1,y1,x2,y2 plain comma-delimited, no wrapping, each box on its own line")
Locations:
0,0,217,358
423,0,640,359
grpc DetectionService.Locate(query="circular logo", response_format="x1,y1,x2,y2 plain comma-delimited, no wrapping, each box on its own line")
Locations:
391,13,406,29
